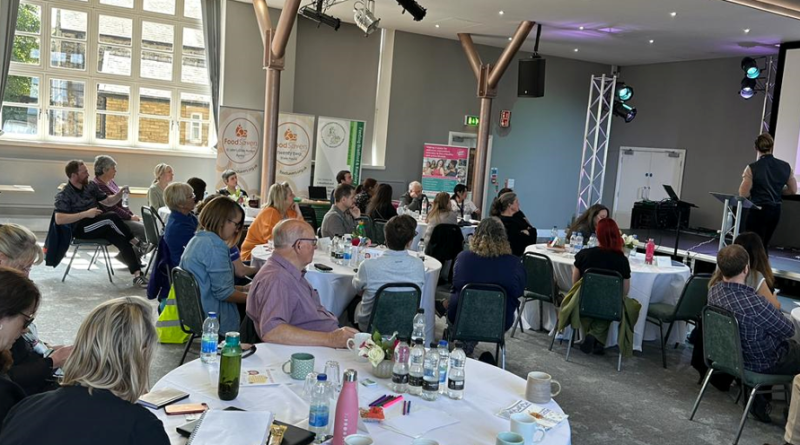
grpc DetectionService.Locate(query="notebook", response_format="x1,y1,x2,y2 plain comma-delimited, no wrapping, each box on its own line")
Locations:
136,388,189,409
179,416,316,445
187,410,273,445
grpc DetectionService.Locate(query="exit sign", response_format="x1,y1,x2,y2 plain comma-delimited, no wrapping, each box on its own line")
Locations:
464,115,480,126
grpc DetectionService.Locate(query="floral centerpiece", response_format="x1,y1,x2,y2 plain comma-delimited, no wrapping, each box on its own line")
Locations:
358,330,398,378
621,233,638,257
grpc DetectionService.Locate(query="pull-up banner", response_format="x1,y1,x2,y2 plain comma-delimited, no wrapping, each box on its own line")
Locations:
216,107,263,195
313,116,365,197
277,112,315,198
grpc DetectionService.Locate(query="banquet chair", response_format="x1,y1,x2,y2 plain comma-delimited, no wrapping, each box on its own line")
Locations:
646,273,711,368
425,224,464,282
299,204,318,233
141,206,163,277
366,283,422,339
689,306,793,445
372,219,388,246
448,284,507,369
61,237,114,283
565,268,625,371
511,252,563,340
171,267,206,365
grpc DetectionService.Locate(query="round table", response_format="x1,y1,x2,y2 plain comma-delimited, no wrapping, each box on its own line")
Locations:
157,206,255,227
521,244,691,351
410,220,477,251
251,245,442,345
150,343,571,445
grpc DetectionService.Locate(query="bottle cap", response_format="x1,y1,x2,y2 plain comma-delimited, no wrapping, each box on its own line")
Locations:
430,342,438,348
438,340,448,348
416,308,424,314
414,338,424,345
398,335,410,342
343,369,357,382
317,373,327,381
208,312,217,318
453,340,463,349
224,332,240,346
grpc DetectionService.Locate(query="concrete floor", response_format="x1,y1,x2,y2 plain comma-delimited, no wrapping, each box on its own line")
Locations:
28,244,788,445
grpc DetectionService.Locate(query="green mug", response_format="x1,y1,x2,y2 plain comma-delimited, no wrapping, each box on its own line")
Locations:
496,432,525,445
282,353,315,380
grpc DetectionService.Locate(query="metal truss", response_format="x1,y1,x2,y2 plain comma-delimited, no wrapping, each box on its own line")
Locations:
576,75,617,217
760,55,777,134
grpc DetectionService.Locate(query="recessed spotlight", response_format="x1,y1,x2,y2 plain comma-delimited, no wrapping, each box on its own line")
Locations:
574,48,579,52
579,26,584,30
508,37,513,41
744,28,750,34
670,11,677,17
775,43,781,47
499,10,504,15
649,39,654,44
435,24,439,28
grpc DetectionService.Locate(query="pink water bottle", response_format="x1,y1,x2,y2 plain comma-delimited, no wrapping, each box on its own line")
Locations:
645,238,655,265
332,369,359,445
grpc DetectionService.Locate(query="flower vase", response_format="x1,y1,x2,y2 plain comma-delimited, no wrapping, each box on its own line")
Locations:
372,360,393,379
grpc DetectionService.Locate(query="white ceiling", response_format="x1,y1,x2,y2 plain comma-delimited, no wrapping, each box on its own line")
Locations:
256,0,800,65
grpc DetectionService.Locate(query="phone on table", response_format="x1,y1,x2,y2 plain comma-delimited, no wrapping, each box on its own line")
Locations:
165,403,209,416
314,263,333,272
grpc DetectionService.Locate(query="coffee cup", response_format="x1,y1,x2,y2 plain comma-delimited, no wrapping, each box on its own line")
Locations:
411,440,440,445
344,434,373,445
496,431,525,445
510,413,546,445
525,371,561,404
282,353,315,380
347,333,371,361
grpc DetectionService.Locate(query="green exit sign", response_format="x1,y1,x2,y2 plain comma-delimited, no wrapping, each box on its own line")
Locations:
464,115,480,126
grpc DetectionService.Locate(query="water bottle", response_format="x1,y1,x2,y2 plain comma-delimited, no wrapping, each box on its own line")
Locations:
421,342,441,401
391,337,410,393
218,332,242,401
332,370,359,445
411,309,425,344
575,233,584,252
200,312,219,364
421,201,428,219
417,240,426,260
550,226,558,245
568,233,577,254
343,243,352,266
588,233,597,248
121,190,129,208
398,205,405,216
645,238,656,265
330,236,339,260
408,338,425,396
437,340,449,394
447,341,466,400
308,374,331,441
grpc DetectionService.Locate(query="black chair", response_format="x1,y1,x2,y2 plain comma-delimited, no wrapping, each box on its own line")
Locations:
141,206,163,277
448,283,508,369
425,224,464,282
646,274,711,368
372,219,388,246
171,267,206,365
299,204,318,232
366,283,422,339
61,238,114,283
512,252,563,339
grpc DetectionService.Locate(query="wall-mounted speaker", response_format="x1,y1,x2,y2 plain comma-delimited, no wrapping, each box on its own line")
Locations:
518,57,546,98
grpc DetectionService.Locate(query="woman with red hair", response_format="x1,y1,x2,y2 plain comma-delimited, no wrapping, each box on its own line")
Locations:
570,218,631,354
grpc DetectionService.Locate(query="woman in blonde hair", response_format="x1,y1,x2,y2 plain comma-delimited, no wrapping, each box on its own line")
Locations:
148,163,174,209
423,191,457,241
0,297,169,444
240,182,302,261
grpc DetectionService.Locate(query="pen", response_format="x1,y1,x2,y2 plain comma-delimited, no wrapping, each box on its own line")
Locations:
382,395,404,409
377,395,397,407
369,395,389,407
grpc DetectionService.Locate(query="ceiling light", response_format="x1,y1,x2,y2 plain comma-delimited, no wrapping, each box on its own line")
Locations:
741,56,760,79
354,0,380,35
649,39,654,44
616,83,634,101
435,24,439,28
508,37,512,41
574,48,579,52
744,28,750,33
613,101,637,123
499,10,504,15
740,77,757,99
670,11,677,17
579,26,584,30
396,0,426,21
300,5,341,30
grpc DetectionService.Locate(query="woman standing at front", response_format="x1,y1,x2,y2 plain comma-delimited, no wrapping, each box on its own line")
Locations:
241,183,302,261
147,163,173,210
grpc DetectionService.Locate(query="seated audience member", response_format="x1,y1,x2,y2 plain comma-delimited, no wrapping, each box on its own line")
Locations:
217,169,248,205
424,192,457,241
162,182,198,266
241,182,302,261
571,218,631,354
451,184,479,220
0,225,71,396
330,170,353,204
446,218,525,363
0,268,42,429
567,203,609,242
247,220,357,347
367,184,397,222
180,197,248,334
321,184,361,238
401,181,425,212
54,160,147,287
353,215,425,331
196,195,257,280
91,155,146,243
147,163,173,209
492,188,533,226
492,192,537,256
354,178,378,213
186,177,207,205
0,297,169,445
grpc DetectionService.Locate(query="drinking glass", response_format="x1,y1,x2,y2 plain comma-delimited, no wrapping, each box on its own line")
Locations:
325,360,341,393
302,371,319,400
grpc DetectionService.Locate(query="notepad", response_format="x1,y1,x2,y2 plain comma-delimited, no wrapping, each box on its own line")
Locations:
381,406,459,438
187,410,274,445
136,388,189,409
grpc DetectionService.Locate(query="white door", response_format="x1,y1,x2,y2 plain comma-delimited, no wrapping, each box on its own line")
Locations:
648,151,685,201
613,150,652,229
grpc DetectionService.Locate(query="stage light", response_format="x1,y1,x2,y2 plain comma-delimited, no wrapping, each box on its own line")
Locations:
741,57,760,79
354,0,380,35
613,100,637,123
616,83,634,101
300,4,341,30
396,0,426,21
740,77,757,99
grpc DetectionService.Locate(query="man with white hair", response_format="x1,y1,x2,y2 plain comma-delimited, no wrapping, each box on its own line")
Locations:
401,181,425,212
246,219,358,347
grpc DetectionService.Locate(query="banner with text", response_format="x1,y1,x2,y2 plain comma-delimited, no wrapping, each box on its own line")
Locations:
421,144,469,197
216,107,263,195
313,117,365,197
277,113,315,198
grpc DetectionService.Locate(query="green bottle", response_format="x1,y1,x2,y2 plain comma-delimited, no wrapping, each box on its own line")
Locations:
218,332,242,401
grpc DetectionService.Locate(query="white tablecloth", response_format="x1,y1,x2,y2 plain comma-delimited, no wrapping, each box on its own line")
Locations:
158,206,255,226
411,220,477,251
522,244,691,351
251,245,442,345
150,343,571,445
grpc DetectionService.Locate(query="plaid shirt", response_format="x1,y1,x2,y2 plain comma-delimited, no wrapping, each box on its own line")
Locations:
708,281,794,372
92,177,132,220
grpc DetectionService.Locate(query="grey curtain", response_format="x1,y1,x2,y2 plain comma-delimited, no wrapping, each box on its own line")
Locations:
0,0,21,136
200,0,221,134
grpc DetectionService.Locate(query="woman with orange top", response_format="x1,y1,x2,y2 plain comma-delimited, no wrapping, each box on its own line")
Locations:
240,183,302,260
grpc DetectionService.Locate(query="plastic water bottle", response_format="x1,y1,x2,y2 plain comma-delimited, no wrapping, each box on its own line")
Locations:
308,374,331,440
645,238,656,265
398,205,405,216
550,226,558,245
422,342,441,401
121,190,129,208
421,201,428,219
408,338,425,396
391,337,410,393
343,243,352,266
437,340,449,395
588,233,598,248
575,234,585,252
417,240,426,260
411,309,425,344
331,236,339,260
447,341,466,400
200,312,219,364
568,233,577,254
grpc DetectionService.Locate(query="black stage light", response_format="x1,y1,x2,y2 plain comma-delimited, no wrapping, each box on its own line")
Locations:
613,100,637,123
616,83,634,101
300,5,341,30
396,0,426,21
739,77,757,99
741,57,760,80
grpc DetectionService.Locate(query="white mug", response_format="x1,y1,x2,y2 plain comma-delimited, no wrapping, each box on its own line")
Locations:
525,372,561,404
344,434,373,445
346,333,372,361
510,413,546,445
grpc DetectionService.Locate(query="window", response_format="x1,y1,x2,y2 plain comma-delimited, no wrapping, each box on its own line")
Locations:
1,0,212,152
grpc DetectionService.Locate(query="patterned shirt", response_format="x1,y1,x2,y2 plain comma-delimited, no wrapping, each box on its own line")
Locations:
708,281,794,372
92,177,132,220
54,182,107,215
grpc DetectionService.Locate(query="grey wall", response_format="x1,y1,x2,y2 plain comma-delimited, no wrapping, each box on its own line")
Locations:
603,57,764,229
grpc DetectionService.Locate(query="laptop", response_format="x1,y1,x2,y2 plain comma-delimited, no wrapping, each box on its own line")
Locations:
663,184,680,201
308,186,328,201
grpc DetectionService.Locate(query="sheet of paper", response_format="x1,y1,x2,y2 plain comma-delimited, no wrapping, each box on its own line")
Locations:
241,367,292,387
189,410,273,445
381,406,459,438
497,400,569,431
655,256,673,268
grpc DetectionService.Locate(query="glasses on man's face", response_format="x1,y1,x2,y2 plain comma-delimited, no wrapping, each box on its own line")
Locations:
293,238,318,248
19,311,35,329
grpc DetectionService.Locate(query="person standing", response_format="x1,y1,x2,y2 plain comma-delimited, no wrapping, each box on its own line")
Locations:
739,133,797,247
330,170,353,205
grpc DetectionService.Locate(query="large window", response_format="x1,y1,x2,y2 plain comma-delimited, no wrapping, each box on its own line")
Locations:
1,0,212,151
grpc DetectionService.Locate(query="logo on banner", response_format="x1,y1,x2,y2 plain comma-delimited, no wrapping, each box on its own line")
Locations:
277,122,311,167
222,118,260,163
321,122,346,148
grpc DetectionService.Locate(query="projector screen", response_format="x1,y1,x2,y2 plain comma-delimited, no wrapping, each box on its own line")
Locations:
771,43,800,175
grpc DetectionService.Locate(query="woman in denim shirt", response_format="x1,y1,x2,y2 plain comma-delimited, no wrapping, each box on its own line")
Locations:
180,197,248,333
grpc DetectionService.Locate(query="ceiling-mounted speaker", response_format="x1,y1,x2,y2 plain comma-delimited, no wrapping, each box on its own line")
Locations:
518,56,546,98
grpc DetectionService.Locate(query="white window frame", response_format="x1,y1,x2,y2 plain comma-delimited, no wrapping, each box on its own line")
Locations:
1,0,213,153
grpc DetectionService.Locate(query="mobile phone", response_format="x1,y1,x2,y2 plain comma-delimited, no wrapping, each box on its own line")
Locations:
165,403,209,416
314,263,333,272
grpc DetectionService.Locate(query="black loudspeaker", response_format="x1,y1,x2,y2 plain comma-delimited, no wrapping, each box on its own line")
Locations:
518,57,546,98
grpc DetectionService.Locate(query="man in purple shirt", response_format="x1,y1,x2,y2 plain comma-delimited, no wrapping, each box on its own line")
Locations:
246,219,358,347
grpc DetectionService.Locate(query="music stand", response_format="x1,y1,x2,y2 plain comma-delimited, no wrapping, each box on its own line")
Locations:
710,192,759,250
663,185,696,257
